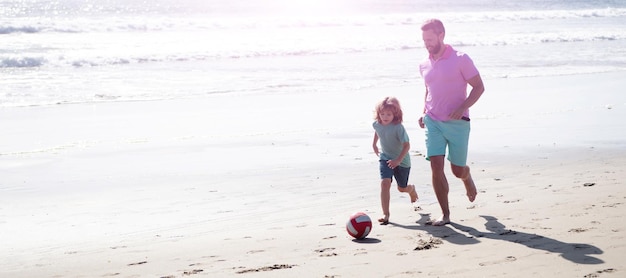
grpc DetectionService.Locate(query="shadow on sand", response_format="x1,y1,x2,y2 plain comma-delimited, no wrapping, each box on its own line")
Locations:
389,213,604,264
352,237,382,244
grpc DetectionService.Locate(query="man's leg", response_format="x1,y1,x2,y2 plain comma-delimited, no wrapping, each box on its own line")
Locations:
429,155,450,226
451,164,477,202
446,118,474,202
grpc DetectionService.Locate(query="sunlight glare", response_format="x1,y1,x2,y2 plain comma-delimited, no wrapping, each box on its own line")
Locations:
267,0,350,17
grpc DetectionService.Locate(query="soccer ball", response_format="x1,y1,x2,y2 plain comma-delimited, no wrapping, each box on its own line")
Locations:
346,212,372,239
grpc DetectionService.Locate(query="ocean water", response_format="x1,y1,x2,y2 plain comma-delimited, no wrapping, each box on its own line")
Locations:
1,0,625,107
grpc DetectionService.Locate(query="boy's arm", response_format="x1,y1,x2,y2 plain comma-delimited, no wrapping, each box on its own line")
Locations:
372,132,380,156
388,141,410,169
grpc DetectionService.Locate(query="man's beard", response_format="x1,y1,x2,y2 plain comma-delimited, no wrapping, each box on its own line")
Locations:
427,42,442,55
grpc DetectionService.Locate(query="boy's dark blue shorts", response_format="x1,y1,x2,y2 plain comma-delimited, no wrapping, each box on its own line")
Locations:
379,160,410,188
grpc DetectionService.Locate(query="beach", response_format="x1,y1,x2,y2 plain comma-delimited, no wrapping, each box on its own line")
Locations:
2,0,626,276
1,72,625,277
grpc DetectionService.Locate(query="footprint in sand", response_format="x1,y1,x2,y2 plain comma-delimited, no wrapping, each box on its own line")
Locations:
235,264,296,274
182,269,204,275
315,247,338,257
414,237,443,251
478,256,517,266
583,268,616,278
498,229,517,236
568,228,588,233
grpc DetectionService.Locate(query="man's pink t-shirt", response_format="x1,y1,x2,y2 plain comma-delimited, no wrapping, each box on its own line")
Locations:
419,45,479,121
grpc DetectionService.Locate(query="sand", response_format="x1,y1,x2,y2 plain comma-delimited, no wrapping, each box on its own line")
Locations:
1,72,625,277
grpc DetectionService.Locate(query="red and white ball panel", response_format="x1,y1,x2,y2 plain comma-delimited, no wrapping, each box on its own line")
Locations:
346,212,372,239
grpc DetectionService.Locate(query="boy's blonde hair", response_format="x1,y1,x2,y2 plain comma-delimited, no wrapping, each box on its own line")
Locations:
374,96,403,124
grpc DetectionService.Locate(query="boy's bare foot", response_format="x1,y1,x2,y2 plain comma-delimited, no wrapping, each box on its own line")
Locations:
427,215,450,226
378,216,389,225
408,184,419,203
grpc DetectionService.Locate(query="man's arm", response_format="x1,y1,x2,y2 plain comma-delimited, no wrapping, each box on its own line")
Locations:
449,74,485,120
418,86,429,128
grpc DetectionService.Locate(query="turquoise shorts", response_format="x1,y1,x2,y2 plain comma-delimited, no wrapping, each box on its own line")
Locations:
423,115,471,167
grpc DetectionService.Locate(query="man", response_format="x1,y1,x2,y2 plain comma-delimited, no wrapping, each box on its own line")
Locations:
418,19,485,226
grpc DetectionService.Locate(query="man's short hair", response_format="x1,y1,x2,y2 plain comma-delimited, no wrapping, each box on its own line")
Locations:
421,19,445,35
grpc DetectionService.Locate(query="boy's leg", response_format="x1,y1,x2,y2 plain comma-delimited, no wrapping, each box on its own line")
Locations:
397,184,418,202
378,160,394,225
380,178,392,224
394,167,418,203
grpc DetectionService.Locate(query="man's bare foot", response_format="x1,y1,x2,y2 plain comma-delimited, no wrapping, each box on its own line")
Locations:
408,184,419,203
463,172,477,202
378,216,389,225
427,215,450,226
